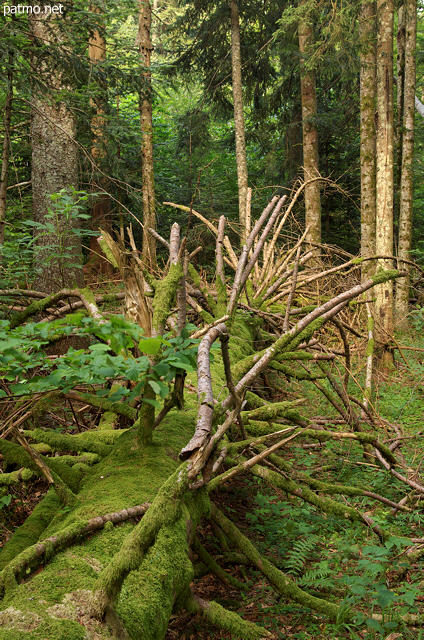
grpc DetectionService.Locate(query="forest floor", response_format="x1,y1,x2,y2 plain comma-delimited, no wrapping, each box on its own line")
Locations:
2,271,424,640
169,323,424,640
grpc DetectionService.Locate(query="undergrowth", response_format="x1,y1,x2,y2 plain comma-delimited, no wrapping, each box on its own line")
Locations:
240,326,424,639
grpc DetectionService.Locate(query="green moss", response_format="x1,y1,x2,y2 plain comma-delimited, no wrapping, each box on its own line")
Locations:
8,293,61,329
366,338,374,357
215,277,227,318
0,489,61,571
351,257,365,265
98,410,119,431
241,400,305,422
278,350,318,361
117,507,194,639
98,236,118,268
189,598,269,639
244,391,267,409
152,262,184,332
244,419,273,436
269,361,325,380
79,287,95,305
0,440,76,495
0,468,35,486
26,429,113,457
371,269,400,286
56,452,100,467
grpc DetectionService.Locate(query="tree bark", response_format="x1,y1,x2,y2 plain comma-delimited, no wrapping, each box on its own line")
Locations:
0,58,12,264
360,2,376,281
30,12,82,293
396,0,417,323
230,0,249,246
395,4,405,219
375,0,395,370
88,2,112,273
299,7,321,246
138,0,156,271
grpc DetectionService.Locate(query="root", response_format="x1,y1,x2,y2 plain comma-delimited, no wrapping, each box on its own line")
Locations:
0,503,150,596
186,591,274,640
211,503,345,622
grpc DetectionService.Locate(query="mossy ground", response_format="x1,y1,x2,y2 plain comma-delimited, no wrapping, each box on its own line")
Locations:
0,401,198,638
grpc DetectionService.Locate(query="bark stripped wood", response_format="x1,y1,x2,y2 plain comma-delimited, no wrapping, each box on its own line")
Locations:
163,202,238,269
224,270,406,408
148,227,170,250
179,323,229,461
238,196,287,294
216,215,226,290
100,229,152,335
227,196,280,316
283,246,302,333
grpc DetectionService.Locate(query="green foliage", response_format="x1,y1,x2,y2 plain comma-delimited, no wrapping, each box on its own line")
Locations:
24,188,98,286
0,315,200,411
0,495,12,511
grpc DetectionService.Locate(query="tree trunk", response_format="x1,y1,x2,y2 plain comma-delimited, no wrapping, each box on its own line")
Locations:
0,59,12,264
375,0,395,371
30,13,82,293
396,0,417,323
299,9,321,247
138,0,156,271
230,0,249,246
89,2,112,274
395,4,405,222
360,1,376,281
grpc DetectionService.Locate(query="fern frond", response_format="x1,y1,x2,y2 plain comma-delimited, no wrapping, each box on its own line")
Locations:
284,535,319,576
297,562,334,589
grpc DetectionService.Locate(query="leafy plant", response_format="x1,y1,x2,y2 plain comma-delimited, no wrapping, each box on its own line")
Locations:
0,315,200,410
0,494,12,510
23,187,99,288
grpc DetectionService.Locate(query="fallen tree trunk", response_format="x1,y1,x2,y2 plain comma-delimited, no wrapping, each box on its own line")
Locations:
0,199,415,639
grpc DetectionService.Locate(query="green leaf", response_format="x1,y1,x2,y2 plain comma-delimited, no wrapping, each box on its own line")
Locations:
142,398,161,408
89,343,111,351
139,338,162,355
365,619,384,634
148,380,161,395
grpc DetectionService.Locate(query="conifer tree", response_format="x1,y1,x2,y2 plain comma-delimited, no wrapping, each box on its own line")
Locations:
375,0,395,370
0,56,12,263
30,8,83,293
230,0,249,245
138,0,157,270
299,0,321,246
88,1,112,272
360,1,376,281
396,0,417,322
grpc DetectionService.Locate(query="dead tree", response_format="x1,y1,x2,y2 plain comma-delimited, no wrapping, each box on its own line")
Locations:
0,194,418,640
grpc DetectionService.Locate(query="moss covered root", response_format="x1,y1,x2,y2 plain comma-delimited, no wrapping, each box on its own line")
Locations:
186,593,273,639
0,489,61,571
211,503,345,623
